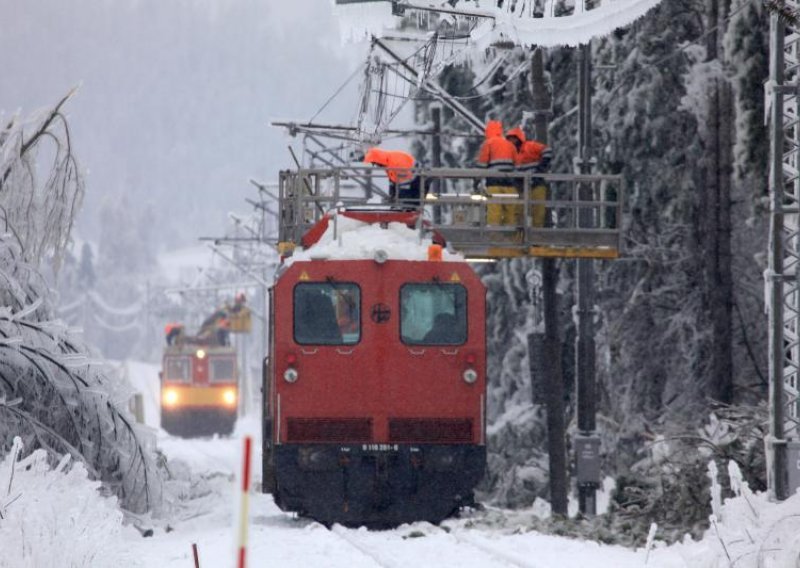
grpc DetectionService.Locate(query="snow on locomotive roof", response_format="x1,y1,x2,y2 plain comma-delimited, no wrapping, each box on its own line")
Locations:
287,215,464,264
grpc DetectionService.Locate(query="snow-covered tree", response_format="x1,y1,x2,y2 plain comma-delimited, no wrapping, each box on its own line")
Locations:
410,0,770,526
0,93,162,513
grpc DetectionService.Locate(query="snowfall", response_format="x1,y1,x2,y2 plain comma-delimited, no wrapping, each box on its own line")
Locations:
4,218,800,567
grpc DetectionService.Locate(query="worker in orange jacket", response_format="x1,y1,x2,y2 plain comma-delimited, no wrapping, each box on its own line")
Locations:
506,126,552,227
475,120,519,226
364,148,421,206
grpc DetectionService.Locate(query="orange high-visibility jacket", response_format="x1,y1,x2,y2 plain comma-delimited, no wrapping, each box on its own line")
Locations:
516,140,553,173
364,148,415,184
506,126,526,144
476,121,517,171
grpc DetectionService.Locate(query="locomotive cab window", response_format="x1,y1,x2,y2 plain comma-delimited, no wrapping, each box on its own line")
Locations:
209,357,235,383
294,283,360,345
164,357,191,382
401,283,467,345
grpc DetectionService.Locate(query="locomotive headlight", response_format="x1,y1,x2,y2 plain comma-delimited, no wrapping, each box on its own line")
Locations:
162,388,179,407
284,368,299,383
222,388,237,406
462,369,478,384
196,349,206,359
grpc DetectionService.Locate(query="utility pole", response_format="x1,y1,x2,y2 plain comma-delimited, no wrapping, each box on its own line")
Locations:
574,41,600,516
767,9,795,501
431,103,443,223
529,46,568,516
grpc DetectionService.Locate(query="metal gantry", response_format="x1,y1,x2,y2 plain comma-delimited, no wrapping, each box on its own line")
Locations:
768,6,800,500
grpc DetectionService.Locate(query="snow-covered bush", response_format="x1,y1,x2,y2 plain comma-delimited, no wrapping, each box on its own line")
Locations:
604,406,767,545
0,303,163,513
0,438,137,568
670,460,800,567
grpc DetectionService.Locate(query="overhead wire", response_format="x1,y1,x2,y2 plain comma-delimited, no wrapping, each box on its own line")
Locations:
308,63,365,124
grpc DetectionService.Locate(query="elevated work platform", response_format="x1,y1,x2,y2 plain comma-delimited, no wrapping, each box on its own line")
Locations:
277,167,623,260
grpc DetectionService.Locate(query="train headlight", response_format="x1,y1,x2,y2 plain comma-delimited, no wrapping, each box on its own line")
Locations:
284,368,299,383
222,388,237,406
462,369,478,384
162,388,179,407
196,349,206,359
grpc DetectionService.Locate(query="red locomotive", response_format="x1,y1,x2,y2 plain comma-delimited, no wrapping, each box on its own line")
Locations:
161,319,238,437
262,209,486,527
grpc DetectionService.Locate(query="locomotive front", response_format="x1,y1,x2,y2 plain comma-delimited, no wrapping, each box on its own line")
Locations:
263,255,486,527
161,345,238,436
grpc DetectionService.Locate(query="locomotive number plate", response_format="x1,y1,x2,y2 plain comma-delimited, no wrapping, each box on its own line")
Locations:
361,444,399,452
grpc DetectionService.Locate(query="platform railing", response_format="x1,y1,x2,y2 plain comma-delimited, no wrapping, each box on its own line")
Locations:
277,167,624,259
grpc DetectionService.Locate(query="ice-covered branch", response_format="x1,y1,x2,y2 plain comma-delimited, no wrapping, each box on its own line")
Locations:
0,89,84,268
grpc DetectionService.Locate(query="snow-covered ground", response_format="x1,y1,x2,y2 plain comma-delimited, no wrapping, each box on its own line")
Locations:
127,430,668,568
0,358,787,567
3,410,798,568
115,428,783,568
1,354,782,566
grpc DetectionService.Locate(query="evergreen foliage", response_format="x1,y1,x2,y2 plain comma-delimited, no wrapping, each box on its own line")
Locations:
423,0,771,535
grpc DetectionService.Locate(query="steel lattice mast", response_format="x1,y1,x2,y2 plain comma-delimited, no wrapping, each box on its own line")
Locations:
768,6,800,500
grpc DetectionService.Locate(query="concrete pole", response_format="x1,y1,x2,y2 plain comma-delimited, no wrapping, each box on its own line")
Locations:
530,46,569,516
768,13,788,500
431,104,443,224
575,41,598,515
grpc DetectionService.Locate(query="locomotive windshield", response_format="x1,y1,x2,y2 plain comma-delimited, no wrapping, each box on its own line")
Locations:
164,357,191,382
210,357,235,382
400,284,467,345
294,283,360,345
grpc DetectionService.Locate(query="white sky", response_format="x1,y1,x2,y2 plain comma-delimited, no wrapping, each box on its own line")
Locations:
0,0,370,245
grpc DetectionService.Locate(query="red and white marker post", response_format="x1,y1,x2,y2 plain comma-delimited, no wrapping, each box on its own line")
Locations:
236,435,253,568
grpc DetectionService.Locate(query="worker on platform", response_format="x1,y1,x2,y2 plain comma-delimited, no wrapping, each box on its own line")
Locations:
506,126,553,228
475,120,518,226
198,306,230,346
164,323,185,346
364,148,422,207
230,292,247,315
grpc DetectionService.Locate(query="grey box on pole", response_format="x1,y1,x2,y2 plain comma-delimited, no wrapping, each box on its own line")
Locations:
785,441,800,495
575,434,601,486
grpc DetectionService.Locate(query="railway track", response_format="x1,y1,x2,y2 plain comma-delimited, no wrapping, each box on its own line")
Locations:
326,522,545,568
448,530,546,568
329,524,404,568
